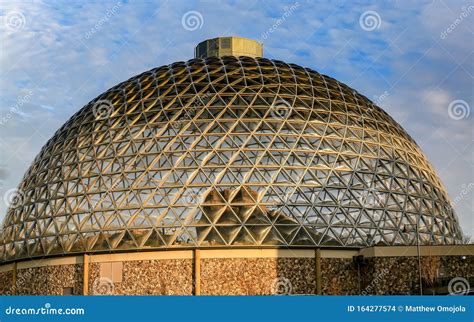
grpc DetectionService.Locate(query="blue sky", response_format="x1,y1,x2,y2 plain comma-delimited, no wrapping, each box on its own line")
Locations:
0,0,473,236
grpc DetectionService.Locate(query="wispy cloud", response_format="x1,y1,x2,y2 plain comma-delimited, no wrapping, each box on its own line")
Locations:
39,104,55,111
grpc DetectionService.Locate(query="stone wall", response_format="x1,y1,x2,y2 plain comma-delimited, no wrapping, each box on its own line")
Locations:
320,258,359,295
439,256,473,277
89,259,193,295
1,264,83,295
0,250,472,295
364,257,419,295
201,258,316,295
0,270,13,294
361,255,474,295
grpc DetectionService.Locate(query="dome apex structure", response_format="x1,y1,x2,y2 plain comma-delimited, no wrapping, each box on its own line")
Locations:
0,38,462,263
195,36,263,58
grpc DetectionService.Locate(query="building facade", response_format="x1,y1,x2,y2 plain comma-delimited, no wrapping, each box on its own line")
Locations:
0,37,468,295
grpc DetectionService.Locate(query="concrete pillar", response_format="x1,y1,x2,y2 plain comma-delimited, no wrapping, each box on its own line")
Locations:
315,249,322,295
194,249,201,295
83,254,89,295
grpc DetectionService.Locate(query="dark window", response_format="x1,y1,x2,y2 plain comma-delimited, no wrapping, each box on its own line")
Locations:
197,43,207,58
221,38,231,49
209,39,218,51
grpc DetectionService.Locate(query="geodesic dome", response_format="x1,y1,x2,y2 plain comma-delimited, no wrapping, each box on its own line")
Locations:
0,55,462,262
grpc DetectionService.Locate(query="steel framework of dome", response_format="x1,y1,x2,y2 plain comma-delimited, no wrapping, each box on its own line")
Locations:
0,39,463,263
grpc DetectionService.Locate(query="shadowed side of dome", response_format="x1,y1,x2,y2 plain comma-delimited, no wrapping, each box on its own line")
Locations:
0,54,462,263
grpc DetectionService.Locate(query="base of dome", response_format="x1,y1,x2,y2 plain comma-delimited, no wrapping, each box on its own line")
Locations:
0,246,472,295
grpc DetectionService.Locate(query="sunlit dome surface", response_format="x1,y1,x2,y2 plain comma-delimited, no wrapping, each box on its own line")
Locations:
0,55,462,262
